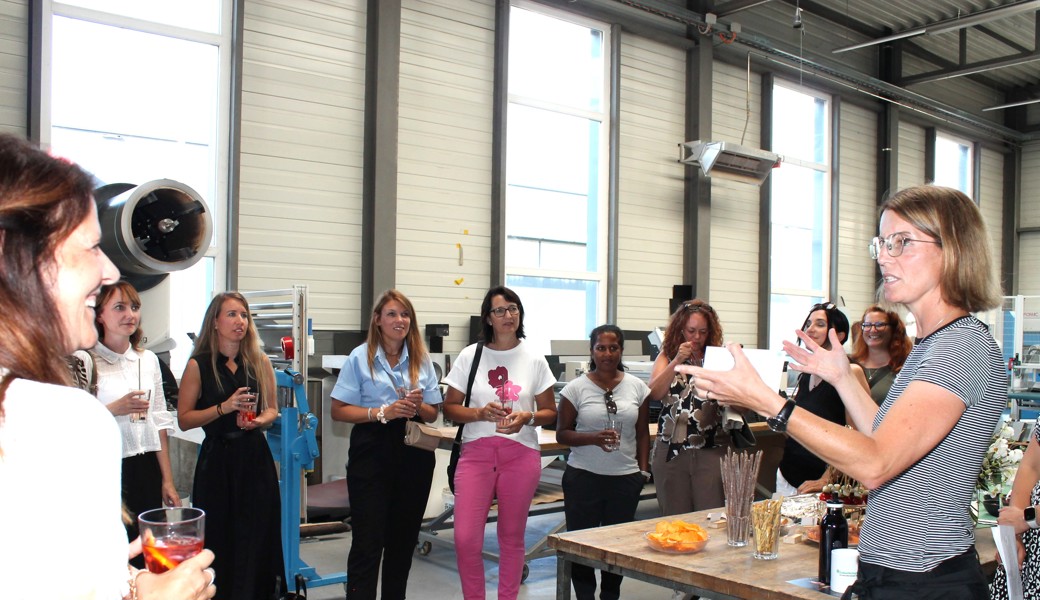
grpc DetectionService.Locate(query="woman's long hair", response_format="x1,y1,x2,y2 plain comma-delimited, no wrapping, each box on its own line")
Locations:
191,292,273,411
850,305,912,373
365,290,428,388
94,281,145,351
661,299,723,361
0,134,96,408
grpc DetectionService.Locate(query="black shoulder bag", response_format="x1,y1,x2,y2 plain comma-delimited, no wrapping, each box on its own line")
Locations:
447,342,483,494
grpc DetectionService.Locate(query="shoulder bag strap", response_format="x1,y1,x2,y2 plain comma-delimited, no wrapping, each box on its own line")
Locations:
453,342,484,445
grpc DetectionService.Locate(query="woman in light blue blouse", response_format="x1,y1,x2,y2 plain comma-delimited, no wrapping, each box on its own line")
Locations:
329,289,442,600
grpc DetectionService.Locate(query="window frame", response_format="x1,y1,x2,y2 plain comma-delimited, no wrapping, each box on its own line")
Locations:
504,1,611,350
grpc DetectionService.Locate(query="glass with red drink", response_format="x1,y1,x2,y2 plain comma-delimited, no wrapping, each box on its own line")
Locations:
138,507,206,574
497,399,514,428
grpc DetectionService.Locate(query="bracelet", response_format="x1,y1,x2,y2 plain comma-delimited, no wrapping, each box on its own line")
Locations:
216,402,225,416
367,407,373,422
377,404,389,424
125,565,144,600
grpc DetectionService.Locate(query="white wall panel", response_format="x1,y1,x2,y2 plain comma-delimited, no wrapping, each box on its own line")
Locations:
616,34,686,331
837,102,879,321
1020,233,1040,296
979,147,1004,290
710,61,763,346
0,0,26,135
397,0,495,353
1022,143,1040,229
238,0,367,330
897,121,926,190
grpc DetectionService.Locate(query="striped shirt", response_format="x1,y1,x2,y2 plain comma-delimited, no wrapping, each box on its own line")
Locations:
859,315,1005,572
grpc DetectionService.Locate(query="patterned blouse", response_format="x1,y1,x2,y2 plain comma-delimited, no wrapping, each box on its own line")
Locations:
656,363,726,461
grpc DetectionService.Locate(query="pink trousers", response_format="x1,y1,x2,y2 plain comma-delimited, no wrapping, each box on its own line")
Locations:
452,436,541,600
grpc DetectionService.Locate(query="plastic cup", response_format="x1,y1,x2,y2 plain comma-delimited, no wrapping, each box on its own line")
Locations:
497,399,514,427
830,548,859,593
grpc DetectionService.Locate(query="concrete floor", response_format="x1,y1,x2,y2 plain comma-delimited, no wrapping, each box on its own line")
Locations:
297,497,681,600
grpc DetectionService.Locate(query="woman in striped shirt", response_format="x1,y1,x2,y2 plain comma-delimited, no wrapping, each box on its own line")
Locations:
684,185,1005,600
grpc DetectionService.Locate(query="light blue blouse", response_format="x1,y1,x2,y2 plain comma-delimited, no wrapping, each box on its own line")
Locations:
330,342,442,408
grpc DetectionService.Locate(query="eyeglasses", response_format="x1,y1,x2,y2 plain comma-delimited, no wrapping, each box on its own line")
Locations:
869,233,941,260
604,390,617,415
489,305,520,318
861,321,890,331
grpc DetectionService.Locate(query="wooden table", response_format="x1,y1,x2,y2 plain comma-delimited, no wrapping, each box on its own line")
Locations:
549,508,998,600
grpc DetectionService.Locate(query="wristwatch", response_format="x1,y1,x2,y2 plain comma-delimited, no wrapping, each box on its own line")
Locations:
1025,506,1039,529
767,399,796,433
527,412,537,427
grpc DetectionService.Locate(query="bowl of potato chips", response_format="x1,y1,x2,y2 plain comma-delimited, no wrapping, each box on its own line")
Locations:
644,520,710,554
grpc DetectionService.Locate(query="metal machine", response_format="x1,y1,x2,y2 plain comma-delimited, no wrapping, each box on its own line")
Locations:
268,369,347,589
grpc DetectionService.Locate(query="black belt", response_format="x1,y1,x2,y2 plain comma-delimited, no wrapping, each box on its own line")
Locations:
217,428,258,441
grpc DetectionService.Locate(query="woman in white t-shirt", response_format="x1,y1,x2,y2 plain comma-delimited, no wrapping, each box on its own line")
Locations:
442,286,558,600
557,325,650,600
0,133,215,600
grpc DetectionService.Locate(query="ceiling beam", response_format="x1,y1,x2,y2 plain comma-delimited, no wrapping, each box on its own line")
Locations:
715,0,775,17
899,51,1040,86
976,24,1032,54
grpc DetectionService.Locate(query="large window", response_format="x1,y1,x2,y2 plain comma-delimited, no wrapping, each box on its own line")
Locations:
505,3,609,354
768,81,831,350
934,132,974,195
43,0,232,373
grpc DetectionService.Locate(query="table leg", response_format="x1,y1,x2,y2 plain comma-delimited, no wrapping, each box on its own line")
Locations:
556,552,573,599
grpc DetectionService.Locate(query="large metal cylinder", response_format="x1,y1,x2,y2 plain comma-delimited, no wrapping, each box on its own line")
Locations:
94,179,212,291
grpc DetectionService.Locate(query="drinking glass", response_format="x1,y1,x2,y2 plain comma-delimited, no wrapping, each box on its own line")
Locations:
130,389,151,423
138,507,205,574
751,499,783,560
605,418,622,452
725,500,751,547
498,399,514,427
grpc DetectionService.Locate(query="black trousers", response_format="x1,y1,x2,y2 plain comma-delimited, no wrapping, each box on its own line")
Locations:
123,451,162,569
346,420,435,600
841,548,988,600
561,466,644,600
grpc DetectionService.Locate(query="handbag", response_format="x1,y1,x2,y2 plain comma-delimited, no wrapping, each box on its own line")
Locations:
447,342,483,493
403,420,443,451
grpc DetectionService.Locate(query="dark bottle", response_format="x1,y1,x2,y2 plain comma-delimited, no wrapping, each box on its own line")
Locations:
818,496,849,585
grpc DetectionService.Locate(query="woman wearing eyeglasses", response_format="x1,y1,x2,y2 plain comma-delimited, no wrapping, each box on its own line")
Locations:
850,305,912,405
776,303,869,496
557,325,651,600
685,186,1005,599
647,299,730,515
442,286,557,600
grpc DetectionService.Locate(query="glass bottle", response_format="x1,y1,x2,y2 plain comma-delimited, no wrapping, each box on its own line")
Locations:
818,495,849,585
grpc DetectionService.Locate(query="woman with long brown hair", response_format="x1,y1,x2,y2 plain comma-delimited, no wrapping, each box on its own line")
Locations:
178,292,285,600
329,289,442,600
850,304,912,405
79,280,181,568
0,133,214,599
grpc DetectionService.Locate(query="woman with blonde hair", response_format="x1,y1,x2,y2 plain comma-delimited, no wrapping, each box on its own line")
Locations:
178,292,285,600
0,132,214,599
850,304,912,405
688,186,1005,599
330,289,442,600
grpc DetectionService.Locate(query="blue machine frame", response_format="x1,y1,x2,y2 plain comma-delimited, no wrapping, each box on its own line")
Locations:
267,368,347,588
